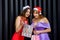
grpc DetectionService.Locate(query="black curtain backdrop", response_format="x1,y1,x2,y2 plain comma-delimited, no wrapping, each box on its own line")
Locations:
0,0,59,40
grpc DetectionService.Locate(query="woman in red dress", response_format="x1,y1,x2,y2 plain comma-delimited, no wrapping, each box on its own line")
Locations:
12,6,30,40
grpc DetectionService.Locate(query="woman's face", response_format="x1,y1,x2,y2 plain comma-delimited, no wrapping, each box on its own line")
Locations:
25,9,30,17
33,10,39,18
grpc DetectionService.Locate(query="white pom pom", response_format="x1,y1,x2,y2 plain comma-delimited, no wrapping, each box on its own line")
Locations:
33,8,38,11
39,12,42,15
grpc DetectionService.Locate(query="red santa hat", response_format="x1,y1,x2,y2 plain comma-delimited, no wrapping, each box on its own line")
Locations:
23,5,30,10
33,6,42,14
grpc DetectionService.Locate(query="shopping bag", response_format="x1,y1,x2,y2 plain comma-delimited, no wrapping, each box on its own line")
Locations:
31,35,40,40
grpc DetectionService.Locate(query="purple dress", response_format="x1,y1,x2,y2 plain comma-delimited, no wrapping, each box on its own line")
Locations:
31,22,50,40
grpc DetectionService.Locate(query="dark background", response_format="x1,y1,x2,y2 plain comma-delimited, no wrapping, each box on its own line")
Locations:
0,0,60,40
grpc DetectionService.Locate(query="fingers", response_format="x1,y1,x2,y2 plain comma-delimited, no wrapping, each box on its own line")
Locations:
33,30,37,35
33,30,40,35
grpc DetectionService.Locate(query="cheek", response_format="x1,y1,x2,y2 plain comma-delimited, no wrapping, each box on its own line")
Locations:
28,13,30,15
27,13,30,15
33,13,35,16
26,12,30,16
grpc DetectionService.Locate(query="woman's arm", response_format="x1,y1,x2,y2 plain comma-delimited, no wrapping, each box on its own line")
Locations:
34,28,51,35
39,28,51,33
34,17,51,34
40,17,51,32
15,16,23,32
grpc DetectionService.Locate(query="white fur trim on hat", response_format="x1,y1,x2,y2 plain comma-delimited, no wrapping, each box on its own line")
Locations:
33,8,38,11
23,6,30,10
33,8,42,15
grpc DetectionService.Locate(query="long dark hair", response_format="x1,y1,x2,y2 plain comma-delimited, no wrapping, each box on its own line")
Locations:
19,8,30,17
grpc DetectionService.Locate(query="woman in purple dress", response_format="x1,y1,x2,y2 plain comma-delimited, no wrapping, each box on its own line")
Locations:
31,7,51,40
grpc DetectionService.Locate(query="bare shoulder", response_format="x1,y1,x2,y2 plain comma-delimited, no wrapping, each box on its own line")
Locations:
16,16,21,20
42,17,49,23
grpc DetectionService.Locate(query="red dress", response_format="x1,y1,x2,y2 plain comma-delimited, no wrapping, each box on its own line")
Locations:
12,17,28,40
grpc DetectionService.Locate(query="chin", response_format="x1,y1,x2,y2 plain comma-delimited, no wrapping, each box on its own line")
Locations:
35,17,38,18
26,16,29,17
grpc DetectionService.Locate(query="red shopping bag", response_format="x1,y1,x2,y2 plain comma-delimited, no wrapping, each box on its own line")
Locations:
31,35,40,40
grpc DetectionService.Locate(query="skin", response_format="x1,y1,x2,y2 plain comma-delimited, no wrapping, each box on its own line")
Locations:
33,10,40,19
15,9,30,32
33,10,51,35
25,9,30,17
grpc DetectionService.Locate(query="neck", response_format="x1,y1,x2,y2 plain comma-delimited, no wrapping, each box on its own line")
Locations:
35,17,40,20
